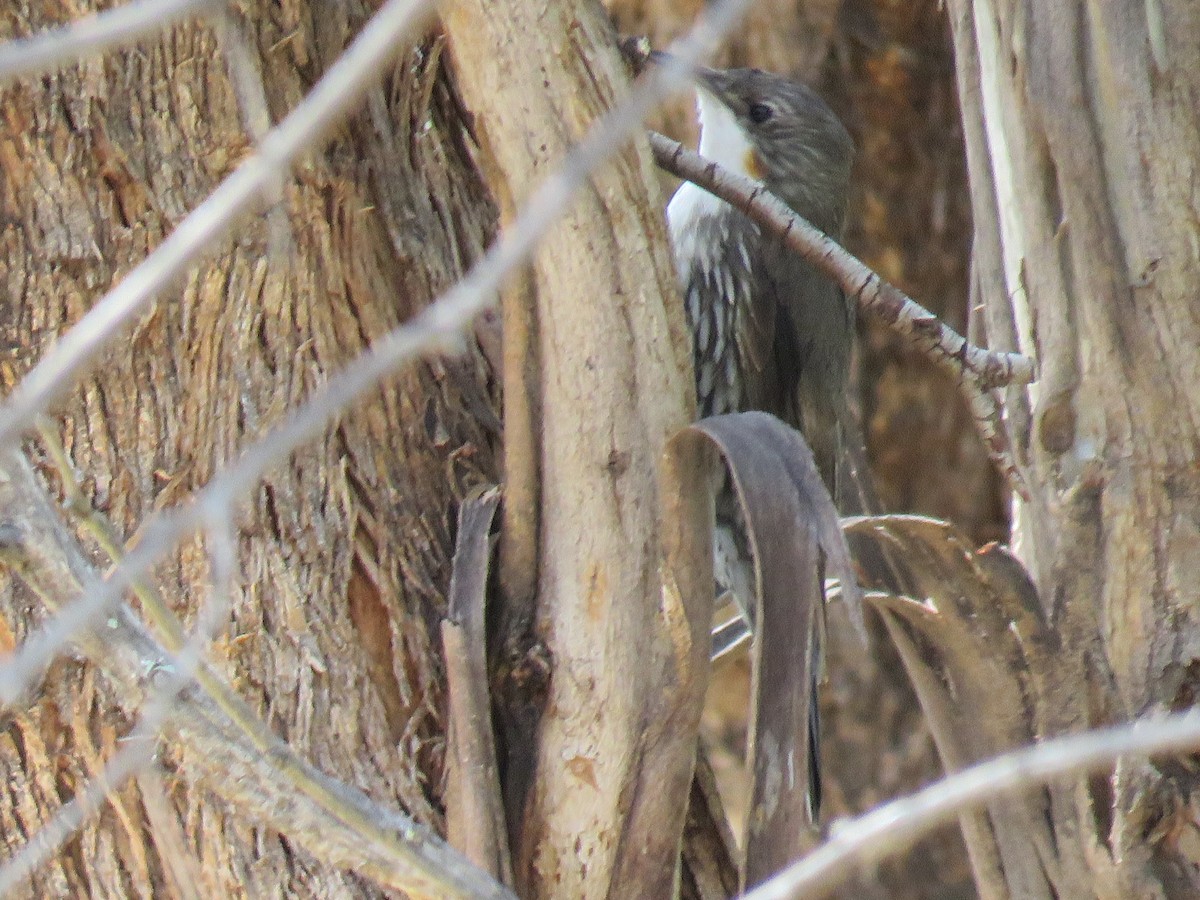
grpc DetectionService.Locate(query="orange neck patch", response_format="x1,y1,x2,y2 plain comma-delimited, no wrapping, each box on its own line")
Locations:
743,148,766,182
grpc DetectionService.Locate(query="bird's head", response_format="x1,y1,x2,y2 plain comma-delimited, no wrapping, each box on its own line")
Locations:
688,64,855,234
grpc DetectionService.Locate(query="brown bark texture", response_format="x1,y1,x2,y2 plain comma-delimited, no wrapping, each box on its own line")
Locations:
1,1,500,895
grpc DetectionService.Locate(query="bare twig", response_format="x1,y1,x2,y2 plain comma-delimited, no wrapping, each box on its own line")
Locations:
0,524,229,896
0,0,222,82
0,0,437,452
744,712,1200,900
648,131,1035,500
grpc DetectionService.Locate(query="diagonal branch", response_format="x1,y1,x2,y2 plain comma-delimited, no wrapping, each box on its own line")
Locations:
647,131,1035,500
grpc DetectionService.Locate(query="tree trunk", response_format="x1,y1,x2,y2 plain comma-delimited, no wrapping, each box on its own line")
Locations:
1,2,499,894
945,0,1200,894
443,2,709,895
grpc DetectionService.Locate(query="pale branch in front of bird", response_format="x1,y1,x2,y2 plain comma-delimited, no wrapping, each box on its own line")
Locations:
648,131,1035,501
0,0,223,82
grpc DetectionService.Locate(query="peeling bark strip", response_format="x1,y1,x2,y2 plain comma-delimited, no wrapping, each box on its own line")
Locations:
845,514,1055,897
681,411,863,887
443,0,705,896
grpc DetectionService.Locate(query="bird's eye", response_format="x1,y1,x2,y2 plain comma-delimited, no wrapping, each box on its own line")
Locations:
748,102,774,124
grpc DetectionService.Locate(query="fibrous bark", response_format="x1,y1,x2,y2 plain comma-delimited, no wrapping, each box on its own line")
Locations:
1,1,500,894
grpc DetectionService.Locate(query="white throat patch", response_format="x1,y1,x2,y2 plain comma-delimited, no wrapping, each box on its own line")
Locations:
667,88,760,234
696,89,756,177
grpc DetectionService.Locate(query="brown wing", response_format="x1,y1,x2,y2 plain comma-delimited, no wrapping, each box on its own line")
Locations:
731,217,782,417
756,239,854,496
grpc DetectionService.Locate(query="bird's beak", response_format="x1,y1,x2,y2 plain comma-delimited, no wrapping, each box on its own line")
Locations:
645,50,740,114
644,48,672,68
691,67,740,111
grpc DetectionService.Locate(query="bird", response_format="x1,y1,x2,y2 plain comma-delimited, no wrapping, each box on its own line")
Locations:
664,60,856,822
